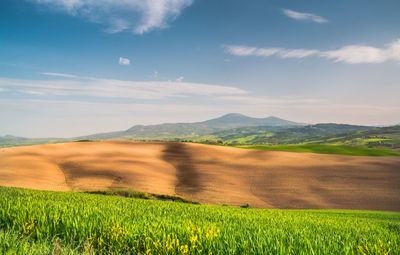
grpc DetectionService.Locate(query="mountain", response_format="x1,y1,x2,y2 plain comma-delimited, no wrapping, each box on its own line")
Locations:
199,113,302,129
82,113,304,140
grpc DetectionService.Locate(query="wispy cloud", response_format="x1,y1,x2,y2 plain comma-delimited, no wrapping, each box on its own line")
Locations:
41,72,78,78
1,74,398,137
28,0,194,34
225,38,400,64
105,18,130,34
0,88,5,92
283,9,327,23
217,95,325,106
0,76,247,100
2,95,398,137
119,57,131,65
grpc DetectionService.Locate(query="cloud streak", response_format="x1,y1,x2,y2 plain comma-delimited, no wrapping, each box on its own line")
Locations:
0,76,247,100
28,0,193,34
283,9,327,23
41,72,78,78
225,38,400,64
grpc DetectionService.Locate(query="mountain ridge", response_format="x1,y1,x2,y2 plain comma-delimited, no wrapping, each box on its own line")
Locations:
87,113,304,140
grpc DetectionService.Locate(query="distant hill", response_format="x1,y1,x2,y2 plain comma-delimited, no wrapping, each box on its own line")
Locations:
314,125,400,149
198,123,373,145
80,113,303,140
0,135,64,148
191,124,400,149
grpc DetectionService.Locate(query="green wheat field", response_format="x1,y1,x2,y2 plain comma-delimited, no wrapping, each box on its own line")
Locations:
1,186,399,254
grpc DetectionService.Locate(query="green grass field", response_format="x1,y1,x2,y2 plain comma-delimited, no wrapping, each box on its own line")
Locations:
1,186,399,254
237,144,400,156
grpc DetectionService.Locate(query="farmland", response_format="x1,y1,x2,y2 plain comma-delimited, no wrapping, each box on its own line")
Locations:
1,141,400,211
1,186,400,254
237,144,400,156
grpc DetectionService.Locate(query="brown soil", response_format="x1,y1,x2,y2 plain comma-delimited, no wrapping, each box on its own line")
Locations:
0,141,399,211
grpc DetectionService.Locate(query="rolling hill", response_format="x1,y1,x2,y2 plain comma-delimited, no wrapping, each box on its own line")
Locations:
1,141,399,211
206,124,400,149
196,123,374,145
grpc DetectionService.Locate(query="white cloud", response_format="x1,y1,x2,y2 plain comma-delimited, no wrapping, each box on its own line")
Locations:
28,0,193,34
283,9,327,23
0,88,4,92
176,76,184,82
225,38,400,64
0,76,247,100
119,57,131,65
41,72,78,78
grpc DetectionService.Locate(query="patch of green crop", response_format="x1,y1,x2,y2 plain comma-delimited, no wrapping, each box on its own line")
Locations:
237,144,400,156
84,190,199,204
1,186,399,254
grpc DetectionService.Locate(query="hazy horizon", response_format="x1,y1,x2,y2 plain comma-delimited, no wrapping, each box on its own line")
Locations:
1,112,397,139
1,0,399,137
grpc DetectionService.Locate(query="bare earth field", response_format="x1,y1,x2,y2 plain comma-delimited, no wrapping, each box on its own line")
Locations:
0,141,399,211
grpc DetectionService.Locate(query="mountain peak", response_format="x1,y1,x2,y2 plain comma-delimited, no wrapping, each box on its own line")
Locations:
218,113,249,119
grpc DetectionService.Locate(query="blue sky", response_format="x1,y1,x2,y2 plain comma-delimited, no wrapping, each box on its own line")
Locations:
0,0,399,137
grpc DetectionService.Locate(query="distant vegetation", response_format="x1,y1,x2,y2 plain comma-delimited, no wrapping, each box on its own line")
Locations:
84,190,199,204
238,144,400,156
188,124,400,153
198,123,372,145
1,186,399,254
314,125,400,149
0,135,64,148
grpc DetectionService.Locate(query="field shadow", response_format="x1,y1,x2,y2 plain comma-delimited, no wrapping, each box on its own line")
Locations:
161,142,202,195
58,161,132,190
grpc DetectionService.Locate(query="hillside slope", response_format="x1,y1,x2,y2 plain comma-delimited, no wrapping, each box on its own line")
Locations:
1,141,399,211
205,123,372,145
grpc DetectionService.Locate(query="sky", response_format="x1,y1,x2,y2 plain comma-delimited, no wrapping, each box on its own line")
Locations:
0,0,399,137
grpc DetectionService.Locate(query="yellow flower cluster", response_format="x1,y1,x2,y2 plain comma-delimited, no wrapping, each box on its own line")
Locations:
91,223,131,253
20,217,36,236
140,225,221,254
357,240,391,255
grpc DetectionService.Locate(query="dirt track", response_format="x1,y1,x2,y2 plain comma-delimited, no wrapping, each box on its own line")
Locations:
0,141,399,211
